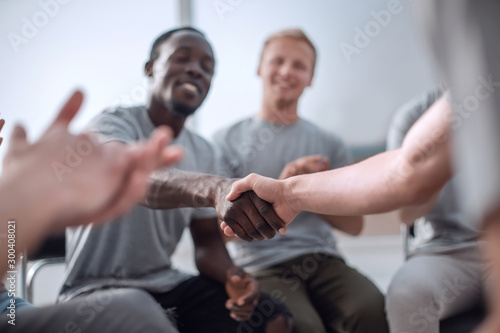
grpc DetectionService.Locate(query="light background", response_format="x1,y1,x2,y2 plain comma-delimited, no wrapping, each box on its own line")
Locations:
0,0,439,169
0,0,438,304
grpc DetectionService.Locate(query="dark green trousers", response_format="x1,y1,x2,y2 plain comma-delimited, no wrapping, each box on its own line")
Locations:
253,254,389,333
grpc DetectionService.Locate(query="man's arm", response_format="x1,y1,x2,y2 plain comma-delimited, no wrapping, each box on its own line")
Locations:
387,90,445,227
0,91,183,278
143,171,284,241
224,96,453,237
145,170,228,210
190,217,235,283
279,155,363,235
93,118,286,241
398,191,440,226
288,97,453,215
190,217,260,321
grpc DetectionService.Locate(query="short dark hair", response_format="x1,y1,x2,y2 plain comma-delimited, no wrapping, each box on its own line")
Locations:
148,27,205,63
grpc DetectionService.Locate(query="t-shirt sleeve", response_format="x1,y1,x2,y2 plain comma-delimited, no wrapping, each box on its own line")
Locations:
86,111,137,145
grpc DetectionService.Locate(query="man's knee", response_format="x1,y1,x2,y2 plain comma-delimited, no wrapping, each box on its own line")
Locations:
95,289,175,332
265,313,293,333
386,278,435,313
353,292,385,319
106,288,158,311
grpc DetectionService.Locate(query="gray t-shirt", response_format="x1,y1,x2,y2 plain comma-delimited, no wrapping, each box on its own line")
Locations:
213,117,351,271
387,88,480,254
59,106,217,302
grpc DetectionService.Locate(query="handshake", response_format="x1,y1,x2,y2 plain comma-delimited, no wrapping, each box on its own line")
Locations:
218,176,298,241
0,91,304,251
220,155,329,241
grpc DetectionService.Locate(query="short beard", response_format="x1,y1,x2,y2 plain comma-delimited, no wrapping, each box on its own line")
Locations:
166,99,197,118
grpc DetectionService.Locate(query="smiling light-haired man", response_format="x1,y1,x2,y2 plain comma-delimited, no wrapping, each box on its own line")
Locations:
214,28,388,333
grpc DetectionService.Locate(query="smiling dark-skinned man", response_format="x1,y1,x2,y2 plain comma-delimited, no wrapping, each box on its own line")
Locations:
58,28,292,333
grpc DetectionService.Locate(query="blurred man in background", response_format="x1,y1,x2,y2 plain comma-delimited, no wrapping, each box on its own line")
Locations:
214,28,388,333
385,88,486,333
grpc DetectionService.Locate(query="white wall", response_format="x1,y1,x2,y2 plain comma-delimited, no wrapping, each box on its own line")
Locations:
191,0,439,145
0,0,440,167
0,0,178,172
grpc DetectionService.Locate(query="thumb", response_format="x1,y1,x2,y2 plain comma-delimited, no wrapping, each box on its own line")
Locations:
226,178,253,201
227,266,245,282
236,276,259,305
8,125,28,152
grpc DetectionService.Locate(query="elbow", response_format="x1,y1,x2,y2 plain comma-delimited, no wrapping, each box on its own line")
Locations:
394,164,440,207
392,147,451,207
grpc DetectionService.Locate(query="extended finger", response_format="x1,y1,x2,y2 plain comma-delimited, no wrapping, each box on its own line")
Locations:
232,196,265,240
93,168,149,225
249,193,285,236
247,193,276,239
146,127,184,169
159,145,184,167
223,225,238,237
8,125,28,153
220,221,237,237
224,218,253,242
236,284,259,306
48,90,84,130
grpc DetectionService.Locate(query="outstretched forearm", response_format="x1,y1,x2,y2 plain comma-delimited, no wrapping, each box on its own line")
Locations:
286,98,453,216
287,148,451,216
144,169,232,209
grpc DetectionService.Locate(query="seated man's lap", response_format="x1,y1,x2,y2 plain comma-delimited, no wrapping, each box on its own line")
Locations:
150,275,291,333
3,288,177,333
253,254,387,332
386,248,484,328
255,271,327,333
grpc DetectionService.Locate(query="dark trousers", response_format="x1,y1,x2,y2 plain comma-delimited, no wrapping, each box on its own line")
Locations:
253,254,389,333
150,275,292,333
